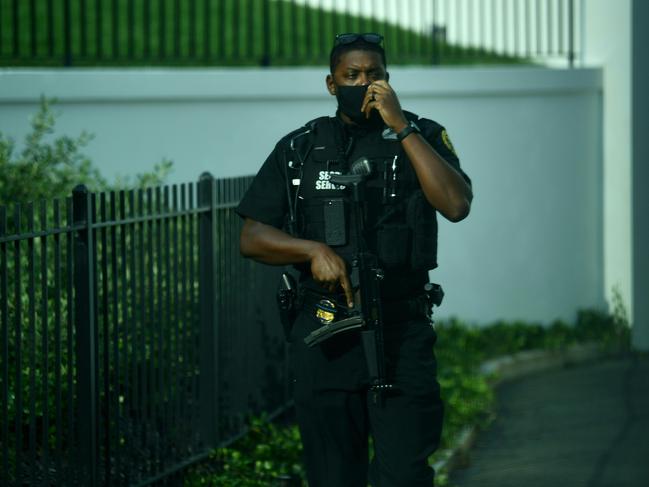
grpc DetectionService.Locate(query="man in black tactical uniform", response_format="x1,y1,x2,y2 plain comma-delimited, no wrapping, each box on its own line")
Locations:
236,33,472,487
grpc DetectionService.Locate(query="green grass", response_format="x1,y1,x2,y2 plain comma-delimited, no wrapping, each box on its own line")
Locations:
0,0,529,67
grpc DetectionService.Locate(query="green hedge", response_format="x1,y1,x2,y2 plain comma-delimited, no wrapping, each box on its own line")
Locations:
0,0,528,67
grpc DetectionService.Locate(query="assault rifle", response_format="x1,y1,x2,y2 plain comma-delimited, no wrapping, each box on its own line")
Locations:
303,162,394,401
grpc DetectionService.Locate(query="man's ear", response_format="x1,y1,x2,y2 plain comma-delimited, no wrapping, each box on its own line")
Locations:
385,71,390,82
326,74,336,96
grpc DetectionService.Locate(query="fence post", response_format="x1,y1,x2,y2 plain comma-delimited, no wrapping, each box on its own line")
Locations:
63,0,72,66
198,173,220,447
72,185,98,486
568,0,575,67
261,0,271,66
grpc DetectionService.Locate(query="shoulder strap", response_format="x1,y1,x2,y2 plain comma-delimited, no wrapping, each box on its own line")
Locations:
281,117,330,235
284,116,332,166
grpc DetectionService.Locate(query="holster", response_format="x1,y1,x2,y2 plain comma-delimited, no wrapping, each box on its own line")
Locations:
276,272,299,341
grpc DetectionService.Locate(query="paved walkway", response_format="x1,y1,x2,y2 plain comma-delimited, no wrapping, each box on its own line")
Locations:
449,355,649,487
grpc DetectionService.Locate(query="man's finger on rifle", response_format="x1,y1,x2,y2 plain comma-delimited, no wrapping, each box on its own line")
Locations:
340,273,354,308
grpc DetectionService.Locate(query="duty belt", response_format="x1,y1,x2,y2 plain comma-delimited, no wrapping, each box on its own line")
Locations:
382,296,430,323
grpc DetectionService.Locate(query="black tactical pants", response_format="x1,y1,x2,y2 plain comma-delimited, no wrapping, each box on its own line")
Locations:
290,310,444,487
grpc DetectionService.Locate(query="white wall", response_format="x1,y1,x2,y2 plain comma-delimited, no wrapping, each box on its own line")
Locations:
0,66,604,325
582,0,632,323
582,0,648,351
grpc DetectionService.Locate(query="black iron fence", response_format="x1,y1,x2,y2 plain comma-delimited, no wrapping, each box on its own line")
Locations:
0,0,581,67
0,173,289,486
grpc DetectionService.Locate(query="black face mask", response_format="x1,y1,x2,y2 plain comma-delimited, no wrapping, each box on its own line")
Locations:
335,84,384,128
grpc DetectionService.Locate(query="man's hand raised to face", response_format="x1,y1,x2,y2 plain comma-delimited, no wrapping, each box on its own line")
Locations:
360,80,409,134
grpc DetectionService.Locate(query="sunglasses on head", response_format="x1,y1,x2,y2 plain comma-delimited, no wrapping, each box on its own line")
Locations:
333,33,384,47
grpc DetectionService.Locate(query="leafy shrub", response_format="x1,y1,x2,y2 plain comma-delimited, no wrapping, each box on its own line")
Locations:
0,98,174,474
0,96,172,207
186,417,304,486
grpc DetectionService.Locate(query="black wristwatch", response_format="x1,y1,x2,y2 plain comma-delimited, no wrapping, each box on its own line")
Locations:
396,120,421,142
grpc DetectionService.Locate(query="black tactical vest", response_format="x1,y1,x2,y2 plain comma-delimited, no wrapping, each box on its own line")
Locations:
284,114,439,272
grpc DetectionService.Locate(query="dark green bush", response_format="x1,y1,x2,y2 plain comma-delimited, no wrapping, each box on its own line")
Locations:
186,417,305,487
1,98,174,461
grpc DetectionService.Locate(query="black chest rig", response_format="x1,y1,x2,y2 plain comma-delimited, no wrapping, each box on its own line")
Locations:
284,116,439,271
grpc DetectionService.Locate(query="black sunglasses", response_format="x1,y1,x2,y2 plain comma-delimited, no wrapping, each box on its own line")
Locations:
333,33,384,47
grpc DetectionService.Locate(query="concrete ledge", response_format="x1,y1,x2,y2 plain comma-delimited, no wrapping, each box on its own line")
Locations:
432,342,610,476
480,342,603,386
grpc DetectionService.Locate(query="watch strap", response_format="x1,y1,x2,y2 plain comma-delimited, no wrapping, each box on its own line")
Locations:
396,121,420,141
